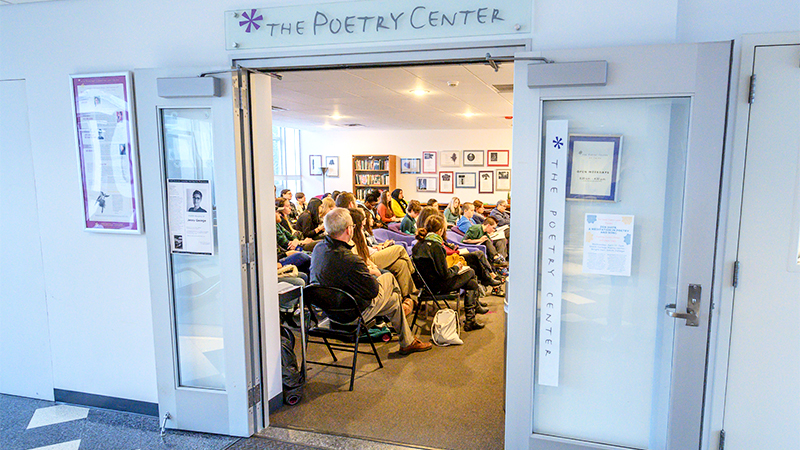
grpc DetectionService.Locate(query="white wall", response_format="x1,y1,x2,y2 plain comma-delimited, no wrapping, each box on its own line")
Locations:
299,128,513,205
0,0,796,417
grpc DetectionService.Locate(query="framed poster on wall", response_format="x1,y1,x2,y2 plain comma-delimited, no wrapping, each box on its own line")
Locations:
70,72,142,233
478,170,494,193
422,151,437,173
440,150,461,167
463,150,485,166
455,172,476,188
325,155,339,177
496,169,511,191
566,135,622,201
309,155,323,176
416,177,437,192
439,171,454,193
487,150,510,166
401,158,421,174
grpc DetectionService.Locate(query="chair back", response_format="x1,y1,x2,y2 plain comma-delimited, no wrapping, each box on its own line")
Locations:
372,227,393,243
303,285,362,324
387,222,402,233
446,229,465,243
450,226,466,236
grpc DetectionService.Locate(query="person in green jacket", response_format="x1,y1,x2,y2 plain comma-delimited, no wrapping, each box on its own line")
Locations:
463,216,508,264
400,200,422,234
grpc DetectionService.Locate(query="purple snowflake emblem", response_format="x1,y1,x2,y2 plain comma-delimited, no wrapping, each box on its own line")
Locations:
239,9,263,33
553,136,564,149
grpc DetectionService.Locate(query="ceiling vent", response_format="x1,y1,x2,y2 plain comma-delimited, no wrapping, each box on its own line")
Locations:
271,105,287,111
337,123,365,128
492,84,514,94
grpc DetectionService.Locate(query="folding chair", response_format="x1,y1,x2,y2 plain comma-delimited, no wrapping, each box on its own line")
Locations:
301,284,383,391
409,257,461,333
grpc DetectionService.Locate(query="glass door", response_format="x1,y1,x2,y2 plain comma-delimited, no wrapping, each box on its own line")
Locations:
136,67,265,437
505,42,732,450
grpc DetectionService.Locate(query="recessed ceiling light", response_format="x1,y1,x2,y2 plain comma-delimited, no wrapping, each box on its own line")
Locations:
409,89,430,96
330,113,343,120
447,81,459,87
462,112,478,118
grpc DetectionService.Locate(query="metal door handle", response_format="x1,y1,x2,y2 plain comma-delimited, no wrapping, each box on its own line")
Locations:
665,284,701,327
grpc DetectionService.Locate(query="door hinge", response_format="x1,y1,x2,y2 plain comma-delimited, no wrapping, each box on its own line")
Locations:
719,429,726,450
241,242,251,265
748,74,756,104
733,261,740,288
248,383,262,408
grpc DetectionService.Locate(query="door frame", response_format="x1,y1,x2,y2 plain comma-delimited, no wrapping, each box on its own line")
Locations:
232,38,531,431
505,42,733,450
708,31,800,450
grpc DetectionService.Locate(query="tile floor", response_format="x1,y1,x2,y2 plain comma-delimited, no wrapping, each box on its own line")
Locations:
1,394,426,450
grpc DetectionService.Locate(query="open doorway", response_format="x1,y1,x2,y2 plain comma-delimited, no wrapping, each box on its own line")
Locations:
261,60,514,450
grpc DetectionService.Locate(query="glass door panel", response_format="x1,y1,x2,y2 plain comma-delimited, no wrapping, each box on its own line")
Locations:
161,108,225,390
534,98,691,449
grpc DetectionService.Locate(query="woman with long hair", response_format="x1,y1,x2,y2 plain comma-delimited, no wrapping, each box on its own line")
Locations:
412,215,486,331
390,188,408,219
295,197,326,240
377,190,401,223
443,196,461,225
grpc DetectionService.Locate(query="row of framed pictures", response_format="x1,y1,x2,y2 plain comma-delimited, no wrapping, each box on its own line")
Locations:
416,169,511,193
401,150,509,174
309,155,339,177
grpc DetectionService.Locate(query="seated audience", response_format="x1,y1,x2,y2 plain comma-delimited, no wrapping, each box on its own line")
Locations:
276,198,302,238
311,208,431,355
426,198,439,207
275,211,312,275
412,215,486,331
443,197,461,225
377,190,401,223
361,193,384,228
456,202,477,234
349,208,417,315
390,188,408,218
463,217,508,264
296,197,327,240
472,200,486,224
400,200,422,235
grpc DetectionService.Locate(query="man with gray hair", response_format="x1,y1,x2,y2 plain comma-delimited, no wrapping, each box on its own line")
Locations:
310,208,431,355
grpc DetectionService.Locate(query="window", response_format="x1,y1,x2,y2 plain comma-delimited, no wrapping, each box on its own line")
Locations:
273,126,302,194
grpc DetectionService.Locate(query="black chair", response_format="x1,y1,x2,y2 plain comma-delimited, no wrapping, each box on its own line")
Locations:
301,284,383,391
410,256,461,333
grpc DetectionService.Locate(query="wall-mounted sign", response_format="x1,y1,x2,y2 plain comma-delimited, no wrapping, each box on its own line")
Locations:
225,1,531,51
538,119,568,387
583,214,634,277
70,72,142,233
167,179,214,256
566,135,622,201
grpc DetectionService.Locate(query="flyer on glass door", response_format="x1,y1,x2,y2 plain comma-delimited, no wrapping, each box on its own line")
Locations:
582,213,634,276
167,179,214,255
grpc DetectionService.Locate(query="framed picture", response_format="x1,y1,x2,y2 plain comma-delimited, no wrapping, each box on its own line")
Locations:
309,155,323,176
422,151,437,173
439,171,454,193
440,150,461,167
455,172,476,189
496,169,511,191
70,72,142,233
401,158,421,174
325,155,339,177
566,135,623,201
416,177,438,192
478,170,494,193
463,150,485,166
487,150,510,167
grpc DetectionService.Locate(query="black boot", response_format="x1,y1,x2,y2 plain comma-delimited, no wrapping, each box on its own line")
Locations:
463,290,485,331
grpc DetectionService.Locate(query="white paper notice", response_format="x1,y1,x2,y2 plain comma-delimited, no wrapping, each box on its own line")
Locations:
538,120,568,387
582,214,634,276
167,179,214,255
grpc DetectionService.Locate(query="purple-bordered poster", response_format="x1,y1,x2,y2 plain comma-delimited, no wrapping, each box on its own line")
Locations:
70,72,142,233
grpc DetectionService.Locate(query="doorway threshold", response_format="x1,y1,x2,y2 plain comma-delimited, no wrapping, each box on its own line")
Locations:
254,425,437,449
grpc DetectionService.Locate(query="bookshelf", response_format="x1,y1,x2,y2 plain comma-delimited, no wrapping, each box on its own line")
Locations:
352,155,397,200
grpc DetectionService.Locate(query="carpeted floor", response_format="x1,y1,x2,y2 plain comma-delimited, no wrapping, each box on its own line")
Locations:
268,293,507,450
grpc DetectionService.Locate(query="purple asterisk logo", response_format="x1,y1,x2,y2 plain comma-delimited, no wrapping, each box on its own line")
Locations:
553,136,564,149
239,9,263,33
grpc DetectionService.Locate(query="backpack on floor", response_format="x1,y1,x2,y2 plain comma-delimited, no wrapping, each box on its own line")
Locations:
431,308,463,346
280,325,305,405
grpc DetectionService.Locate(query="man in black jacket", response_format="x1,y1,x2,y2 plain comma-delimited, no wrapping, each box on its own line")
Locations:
311,208,431,355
